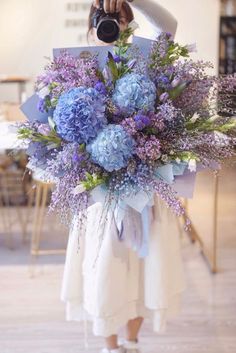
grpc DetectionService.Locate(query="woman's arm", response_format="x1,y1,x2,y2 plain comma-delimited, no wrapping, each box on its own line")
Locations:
93,0,178,37
130,0,178,38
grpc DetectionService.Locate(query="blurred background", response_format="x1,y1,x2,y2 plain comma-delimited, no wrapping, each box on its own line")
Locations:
0,1,235,353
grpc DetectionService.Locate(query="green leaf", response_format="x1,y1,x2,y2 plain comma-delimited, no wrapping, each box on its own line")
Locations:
169,82,189,100
81,172,107,191
107,52,119,82
173,151,200,162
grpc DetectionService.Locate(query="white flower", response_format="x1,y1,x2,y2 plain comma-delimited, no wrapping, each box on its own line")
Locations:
188,159,197,172
175,158,181,164
72,184,86,195
38,86,50,99
128,20,139,31
186,43,197,53
190,113,199,123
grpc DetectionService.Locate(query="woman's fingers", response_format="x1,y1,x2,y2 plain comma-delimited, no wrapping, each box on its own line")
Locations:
110,0,117,13
93,0,124,13
104,0,111,13
93,0,100,8
115,0,123,12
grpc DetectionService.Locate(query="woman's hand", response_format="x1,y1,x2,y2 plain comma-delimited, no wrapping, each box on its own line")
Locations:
93,0,127,13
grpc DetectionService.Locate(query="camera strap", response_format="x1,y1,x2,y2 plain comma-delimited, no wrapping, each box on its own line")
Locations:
99,0,103,10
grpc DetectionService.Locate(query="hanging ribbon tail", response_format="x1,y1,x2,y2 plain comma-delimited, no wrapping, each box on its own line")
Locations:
138,206,151,258
155,163,175,183
113,201,127,240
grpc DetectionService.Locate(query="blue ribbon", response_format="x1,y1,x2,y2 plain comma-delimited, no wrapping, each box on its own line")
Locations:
138,206,150,258
90,162,188,258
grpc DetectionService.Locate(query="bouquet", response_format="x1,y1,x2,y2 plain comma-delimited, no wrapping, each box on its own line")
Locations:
18,27,236,236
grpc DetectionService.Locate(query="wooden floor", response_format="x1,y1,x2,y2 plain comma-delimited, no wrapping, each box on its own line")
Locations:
0,166,235,353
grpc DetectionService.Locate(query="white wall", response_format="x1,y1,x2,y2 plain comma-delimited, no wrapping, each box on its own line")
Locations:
135,0,220,69
0,0,220,102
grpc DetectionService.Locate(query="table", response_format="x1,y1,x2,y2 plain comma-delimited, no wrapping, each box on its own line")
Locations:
0,76,30,103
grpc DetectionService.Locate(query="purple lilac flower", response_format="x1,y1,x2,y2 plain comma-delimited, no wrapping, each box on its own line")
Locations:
46,142,102,223
157,101,180,122
47,143,95,179
49,169,89,225
121,117,138,136
150,32,171,61
136,135,161,161
38,124,51,136
35,51,99,107
27,142,56,170
148,112,166,130
171,60,214,115
160,92,169,103
126,46,147,75
217,74,236,115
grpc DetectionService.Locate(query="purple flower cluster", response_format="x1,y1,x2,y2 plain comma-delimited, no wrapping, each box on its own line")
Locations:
171,60,215,115
121,117,137,136
157,101,180,122
36,51,99,109
136,135,161,161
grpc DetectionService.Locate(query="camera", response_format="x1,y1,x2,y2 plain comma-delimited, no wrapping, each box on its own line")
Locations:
92,0,120,43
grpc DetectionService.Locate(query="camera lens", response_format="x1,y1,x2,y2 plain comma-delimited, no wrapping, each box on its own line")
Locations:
97,18,120,43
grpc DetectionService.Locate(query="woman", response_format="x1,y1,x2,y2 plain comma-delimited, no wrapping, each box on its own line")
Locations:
61,1,186,353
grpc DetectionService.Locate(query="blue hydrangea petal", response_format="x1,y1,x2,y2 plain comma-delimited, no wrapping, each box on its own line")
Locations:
87,125,136,172
53,87,107,144
112,73,157,117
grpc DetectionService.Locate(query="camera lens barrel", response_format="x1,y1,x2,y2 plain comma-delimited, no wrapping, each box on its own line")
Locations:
93,0,120,43
97,17,120,43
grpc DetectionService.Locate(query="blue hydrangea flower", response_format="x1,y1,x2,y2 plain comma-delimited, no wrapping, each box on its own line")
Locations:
112,73,157,116
53,87,107,143
87,125,136,172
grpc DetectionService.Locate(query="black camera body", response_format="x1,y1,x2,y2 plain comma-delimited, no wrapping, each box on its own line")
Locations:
92,0,120,43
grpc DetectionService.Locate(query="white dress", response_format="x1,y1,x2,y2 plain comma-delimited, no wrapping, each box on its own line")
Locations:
61,1,186,338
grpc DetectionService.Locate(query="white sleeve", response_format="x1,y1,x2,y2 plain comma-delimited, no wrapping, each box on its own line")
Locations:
131,0,178,38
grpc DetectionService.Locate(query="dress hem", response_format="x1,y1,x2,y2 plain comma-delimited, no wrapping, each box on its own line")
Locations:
61,286,186,337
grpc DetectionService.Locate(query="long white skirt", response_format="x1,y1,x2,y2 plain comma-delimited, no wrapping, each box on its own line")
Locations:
61,196,186,338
